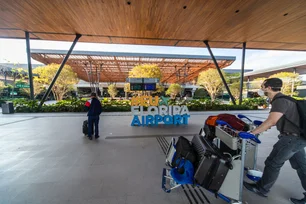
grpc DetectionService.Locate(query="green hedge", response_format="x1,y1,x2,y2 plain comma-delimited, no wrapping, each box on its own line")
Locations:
12,98,257,113
229,97,267,109
13,98,132,113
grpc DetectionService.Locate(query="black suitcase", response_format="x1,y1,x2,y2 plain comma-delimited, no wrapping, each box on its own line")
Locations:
192,135,231,193
82,120,93,136
194,155,215,185
194,155,229,193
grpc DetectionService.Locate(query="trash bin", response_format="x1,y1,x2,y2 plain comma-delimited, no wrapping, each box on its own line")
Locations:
1,102,14,114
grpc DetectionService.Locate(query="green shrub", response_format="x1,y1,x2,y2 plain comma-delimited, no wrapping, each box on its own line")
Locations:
13,98,257,113
230,97,267,108
193,88,209,99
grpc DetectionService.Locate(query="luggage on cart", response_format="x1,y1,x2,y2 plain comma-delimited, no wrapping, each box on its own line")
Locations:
204,114,249,155
194,155,230,193
204,114,249,136
192,136,232,194
171,136,198,172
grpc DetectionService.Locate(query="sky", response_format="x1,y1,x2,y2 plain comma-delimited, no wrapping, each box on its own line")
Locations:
1,38,306,75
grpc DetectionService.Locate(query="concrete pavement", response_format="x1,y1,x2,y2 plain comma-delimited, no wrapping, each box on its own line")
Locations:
0,110,304,204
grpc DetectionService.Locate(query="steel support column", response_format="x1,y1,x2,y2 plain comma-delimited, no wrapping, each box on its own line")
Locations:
25,31,34,100
246,76,250,96
203,41,236,105
291,68,297,96
239,42,246,105
39,34,82,107
4,72,7,86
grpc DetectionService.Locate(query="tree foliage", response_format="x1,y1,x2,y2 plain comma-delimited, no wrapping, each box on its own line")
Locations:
197,68,224,101
8,68,26,82
269,72,301,96
33,63,79,101
129,64,162,79
18,79,44,98
250,77,267,89
124,83,130,93
0,81,6,94
193,88,209,99
107,84,118,99
153,84,165,94
229,82,241,99
225,72,240,84
166,83,182,99
127,64,163,96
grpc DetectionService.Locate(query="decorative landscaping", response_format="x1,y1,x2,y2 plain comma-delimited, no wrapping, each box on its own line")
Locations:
6,97,270,113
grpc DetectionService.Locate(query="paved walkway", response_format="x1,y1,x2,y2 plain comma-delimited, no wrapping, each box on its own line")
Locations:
0,110,304,204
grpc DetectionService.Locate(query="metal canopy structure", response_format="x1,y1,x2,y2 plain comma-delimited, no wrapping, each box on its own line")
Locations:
245,60,306,80
31,49,235,83
1,0,306,51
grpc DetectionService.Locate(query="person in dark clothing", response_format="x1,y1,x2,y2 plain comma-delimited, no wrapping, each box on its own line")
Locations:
243,78,306,204
85,93,102,140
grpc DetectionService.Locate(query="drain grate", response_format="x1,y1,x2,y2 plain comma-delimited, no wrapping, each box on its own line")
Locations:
156,136,210,204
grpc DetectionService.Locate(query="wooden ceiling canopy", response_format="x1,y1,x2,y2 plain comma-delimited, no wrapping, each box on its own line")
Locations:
1,0,306,51
31,50,235,83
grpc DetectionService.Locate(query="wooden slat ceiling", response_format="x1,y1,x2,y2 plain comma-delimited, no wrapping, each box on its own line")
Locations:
31,50,235,83
1,0,306,51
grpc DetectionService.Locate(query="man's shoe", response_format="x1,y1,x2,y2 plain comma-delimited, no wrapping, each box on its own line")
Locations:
290,193,306,204
95,135,100,139
88,136,93,140
243,182,268,198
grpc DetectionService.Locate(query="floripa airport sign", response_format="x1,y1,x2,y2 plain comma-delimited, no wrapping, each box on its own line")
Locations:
127,78,190,126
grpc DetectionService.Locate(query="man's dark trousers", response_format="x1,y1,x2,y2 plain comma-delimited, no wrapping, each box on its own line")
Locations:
257,134,306,194
88,116,99,137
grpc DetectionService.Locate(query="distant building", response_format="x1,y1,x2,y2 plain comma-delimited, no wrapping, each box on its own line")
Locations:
245,60,306,97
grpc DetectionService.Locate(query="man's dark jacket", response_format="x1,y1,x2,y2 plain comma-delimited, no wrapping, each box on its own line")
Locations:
85,98,102,116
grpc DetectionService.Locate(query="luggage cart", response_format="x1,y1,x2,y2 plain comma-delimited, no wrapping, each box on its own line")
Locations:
237,114,263,170
162,114,263,204
215,119,261,203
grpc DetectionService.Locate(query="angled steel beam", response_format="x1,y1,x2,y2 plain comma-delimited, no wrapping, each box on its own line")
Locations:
25,31,34,100
39,34,81,107
203,40,236,105
239,42,246,105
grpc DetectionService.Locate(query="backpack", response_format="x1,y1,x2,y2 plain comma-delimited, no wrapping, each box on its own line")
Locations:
171,136,197,173
272,96,306,139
